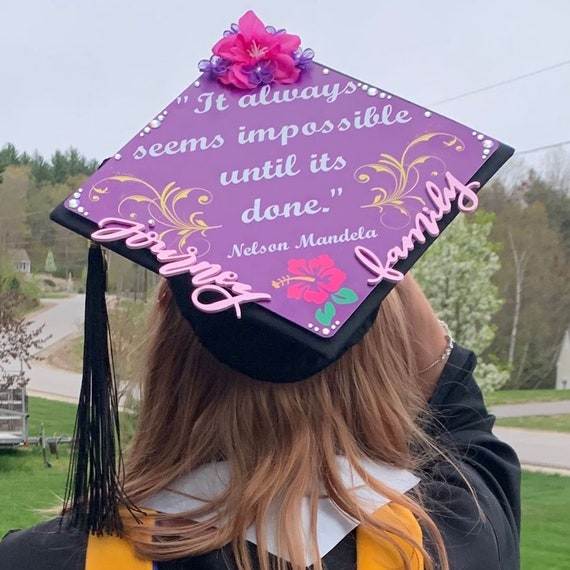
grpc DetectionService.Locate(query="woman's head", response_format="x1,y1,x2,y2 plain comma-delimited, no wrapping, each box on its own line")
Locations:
123,280,445,570
126,280,423,477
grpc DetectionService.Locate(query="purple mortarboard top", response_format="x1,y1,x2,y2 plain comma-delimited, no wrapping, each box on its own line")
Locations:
52,10,513,382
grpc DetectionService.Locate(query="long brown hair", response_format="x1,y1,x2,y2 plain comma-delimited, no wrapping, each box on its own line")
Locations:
123,281,448,570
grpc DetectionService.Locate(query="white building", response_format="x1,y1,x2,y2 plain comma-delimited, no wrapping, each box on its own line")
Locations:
7,248,31,274
556,330,570,390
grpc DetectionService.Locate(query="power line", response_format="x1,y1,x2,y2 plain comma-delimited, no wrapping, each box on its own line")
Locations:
429,59,570,106
517,140,570,156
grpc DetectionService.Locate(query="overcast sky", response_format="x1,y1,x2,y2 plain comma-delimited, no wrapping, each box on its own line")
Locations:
2,0,569,173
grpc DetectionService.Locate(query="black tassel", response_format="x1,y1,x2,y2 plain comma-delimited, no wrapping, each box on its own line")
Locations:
64,242,136,535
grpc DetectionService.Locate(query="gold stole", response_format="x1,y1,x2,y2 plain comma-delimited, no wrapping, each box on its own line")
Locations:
85,532,152,570
357,503,424,570
86,503,423,570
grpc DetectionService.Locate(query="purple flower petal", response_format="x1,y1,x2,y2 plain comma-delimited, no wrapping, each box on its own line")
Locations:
223,22,240,36
198,59,213,73
294,47,315,69
265,25,287,35
211,56,232,75
198,56,232,76
245,60,276,85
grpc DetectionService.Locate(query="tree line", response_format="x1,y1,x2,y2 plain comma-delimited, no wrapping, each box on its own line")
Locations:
480,171,570,389
0,143,152,299
0,143,568,391
416,161,570,390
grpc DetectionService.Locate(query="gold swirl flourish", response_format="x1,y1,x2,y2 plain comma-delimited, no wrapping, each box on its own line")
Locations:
89,186,108,202
89,175,221,252
355,132,465,223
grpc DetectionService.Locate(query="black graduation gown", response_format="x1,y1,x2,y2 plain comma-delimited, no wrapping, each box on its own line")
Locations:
0,345,521,569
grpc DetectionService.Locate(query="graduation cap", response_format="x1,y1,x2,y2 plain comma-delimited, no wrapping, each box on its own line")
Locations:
51,10,514,535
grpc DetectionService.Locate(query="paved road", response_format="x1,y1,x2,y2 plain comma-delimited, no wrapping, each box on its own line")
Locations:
491,401,570,473
491,400,570,418
26,364,81,402
493,426,570,471
25,296,84,402
29,295,85,349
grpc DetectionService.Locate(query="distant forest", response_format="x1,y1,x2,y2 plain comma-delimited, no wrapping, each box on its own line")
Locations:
0,144,158,301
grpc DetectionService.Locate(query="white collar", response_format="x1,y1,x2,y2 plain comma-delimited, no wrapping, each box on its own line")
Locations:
142,457,419,565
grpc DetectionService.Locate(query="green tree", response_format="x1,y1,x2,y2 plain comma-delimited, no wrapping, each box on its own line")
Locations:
0,145,98,277
49,148,98,184
0,142,17,183
0,165,30,253
44,250,57,274
481,180,570,389
0,143,30,168
6,276,20,291
29,147,97,185
523,171,570,258
414,213,508,393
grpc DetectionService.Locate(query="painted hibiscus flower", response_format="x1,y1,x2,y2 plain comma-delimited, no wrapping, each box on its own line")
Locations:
209,11,304,89
286,255,346,305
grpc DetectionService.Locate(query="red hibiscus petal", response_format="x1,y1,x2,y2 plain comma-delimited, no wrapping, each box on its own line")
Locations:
287,282,308,300
303,288,329,304
308,254,335,275
287,258,310,276
318,268,346,292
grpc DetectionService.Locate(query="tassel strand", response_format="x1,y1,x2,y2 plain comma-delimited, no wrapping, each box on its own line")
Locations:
64,242,139,535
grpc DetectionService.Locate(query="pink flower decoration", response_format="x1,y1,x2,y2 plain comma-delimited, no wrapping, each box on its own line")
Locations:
286,255,346,305
211,11,303,89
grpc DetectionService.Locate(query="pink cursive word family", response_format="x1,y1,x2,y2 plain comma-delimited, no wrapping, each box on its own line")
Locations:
355,171,480,285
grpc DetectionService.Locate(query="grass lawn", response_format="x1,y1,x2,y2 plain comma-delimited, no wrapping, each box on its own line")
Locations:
27,396,77,438
0,397,77,535
2,398,570,568
0,446,70,535
71,337,83,367
496,414,570,433
521,471,570,569
485,389,570,407
485,390,570,406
